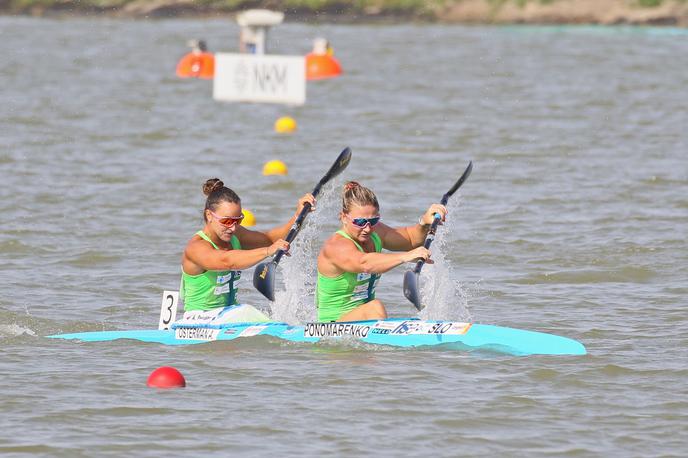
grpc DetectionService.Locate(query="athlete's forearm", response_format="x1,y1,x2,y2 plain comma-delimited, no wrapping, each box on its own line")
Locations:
387,223,429,250
264,213,298,242
402,223,430,248
359,251,408,275
219,247,271,270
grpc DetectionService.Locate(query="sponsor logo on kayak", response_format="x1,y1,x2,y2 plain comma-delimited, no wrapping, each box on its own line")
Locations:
179,310,224,324
175,327,220,341
390,321,471,336
371,328,390,335
304,322,370,338
390,321,424,335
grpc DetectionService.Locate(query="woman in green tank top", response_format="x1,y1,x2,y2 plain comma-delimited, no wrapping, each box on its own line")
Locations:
181,178,315,312
316,181,448,322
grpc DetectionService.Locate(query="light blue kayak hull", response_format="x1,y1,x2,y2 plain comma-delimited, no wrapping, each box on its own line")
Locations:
48,319,586,356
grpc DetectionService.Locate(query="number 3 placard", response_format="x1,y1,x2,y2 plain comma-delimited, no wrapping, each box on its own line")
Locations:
158,291,179,330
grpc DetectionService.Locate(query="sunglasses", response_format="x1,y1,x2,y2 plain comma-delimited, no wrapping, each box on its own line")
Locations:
346,215,381,228
209,210,244,227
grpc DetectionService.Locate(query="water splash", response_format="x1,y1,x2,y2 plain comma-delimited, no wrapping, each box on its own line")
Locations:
269,187,473,324
0,324,37,338
0,305,38,338
270,180,342,324
418,197,472,322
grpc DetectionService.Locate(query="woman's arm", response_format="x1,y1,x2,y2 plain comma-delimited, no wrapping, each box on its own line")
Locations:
319,235,430,276
377,203,447,251
237,193,316,249
183,237,288,273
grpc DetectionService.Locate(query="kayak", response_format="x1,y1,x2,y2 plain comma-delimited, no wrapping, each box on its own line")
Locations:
48,306,586,356
48,320,585,355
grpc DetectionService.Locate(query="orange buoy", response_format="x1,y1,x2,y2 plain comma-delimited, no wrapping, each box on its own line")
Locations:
176,52,215,79
305,53,342,81
147,366,186,389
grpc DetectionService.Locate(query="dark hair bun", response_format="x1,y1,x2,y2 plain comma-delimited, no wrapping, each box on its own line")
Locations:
202,178,224,196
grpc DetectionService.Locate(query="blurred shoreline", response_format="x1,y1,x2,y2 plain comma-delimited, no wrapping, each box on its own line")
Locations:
2,0,687,26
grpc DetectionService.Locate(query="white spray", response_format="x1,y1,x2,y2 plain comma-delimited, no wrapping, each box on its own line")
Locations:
418,197,472,322
268,184,472,324
269,181,342,324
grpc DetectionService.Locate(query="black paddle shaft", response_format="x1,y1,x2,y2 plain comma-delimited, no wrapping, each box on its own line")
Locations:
412,161,473,274
272,148,352,264
403,161,472,310
253,147,352,301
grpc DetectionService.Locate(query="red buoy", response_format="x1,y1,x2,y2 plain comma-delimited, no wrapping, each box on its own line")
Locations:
147,366,186,388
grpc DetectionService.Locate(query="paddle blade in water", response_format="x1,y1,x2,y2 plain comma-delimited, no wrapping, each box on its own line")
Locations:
403,270,424,311
253,261,277,301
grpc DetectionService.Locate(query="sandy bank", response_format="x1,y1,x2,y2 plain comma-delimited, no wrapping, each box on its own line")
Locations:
439,0,688,26
2,0,687,26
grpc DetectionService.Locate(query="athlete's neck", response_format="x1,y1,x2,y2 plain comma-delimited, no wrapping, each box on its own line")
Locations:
202,227,232,249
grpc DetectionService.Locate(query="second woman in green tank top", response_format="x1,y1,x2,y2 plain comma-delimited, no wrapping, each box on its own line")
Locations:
316,181,448,322
181,177,315,313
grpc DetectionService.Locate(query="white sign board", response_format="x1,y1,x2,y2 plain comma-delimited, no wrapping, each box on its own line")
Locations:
213,53,306,105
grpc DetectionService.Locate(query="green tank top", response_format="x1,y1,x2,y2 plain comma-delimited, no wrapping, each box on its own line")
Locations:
316,230,382,322
180,231,242,311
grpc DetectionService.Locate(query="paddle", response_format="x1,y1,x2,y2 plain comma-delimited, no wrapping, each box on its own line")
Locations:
403,161,473,311
253,147,353,301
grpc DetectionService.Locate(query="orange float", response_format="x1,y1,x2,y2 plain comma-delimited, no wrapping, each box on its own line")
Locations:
305,53,342,80
176,52,215,79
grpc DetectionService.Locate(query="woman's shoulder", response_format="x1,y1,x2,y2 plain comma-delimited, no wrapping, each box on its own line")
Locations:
322,231,359,255
184,233,204,253
187,231,225,252
187,231,206,244
327,230,350,243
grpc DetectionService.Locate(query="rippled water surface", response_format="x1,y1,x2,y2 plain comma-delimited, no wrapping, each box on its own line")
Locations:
1,17,687,457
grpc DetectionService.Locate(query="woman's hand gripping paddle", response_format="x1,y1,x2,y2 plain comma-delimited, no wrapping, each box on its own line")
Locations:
403,161,472,311
253,147,353,301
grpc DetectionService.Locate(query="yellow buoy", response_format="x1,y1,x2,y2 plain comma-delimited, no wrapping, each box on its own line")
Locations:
274,116,297,134
241,208,256,227
263,160,288,176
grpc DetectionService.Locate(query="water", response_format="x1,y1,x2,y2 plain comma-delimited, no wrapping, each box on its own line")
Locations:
1,17,687,456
